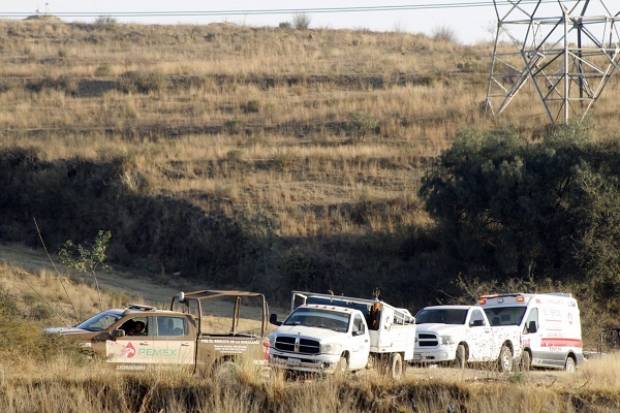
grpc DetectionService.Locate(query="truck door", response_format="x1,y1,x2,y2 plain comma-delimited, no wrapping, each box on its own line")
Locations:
151,316,196,366
106,316,154,367
467,309,493,361
349,314,371,370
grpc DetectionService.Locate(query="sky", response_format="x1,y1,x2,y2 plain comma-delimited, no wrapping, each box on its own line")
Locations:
4,1,501,44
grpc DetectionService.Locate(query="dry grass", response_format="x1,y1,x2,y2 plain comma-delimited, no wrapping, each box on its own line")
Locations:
0,261,130,323
1,350,620,413
5,20,619,239
0,258,617,412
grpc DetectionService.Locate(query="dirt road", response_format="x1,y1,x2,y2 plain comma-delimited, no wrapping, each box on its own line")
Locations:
0,242,285,320
0,242,195,304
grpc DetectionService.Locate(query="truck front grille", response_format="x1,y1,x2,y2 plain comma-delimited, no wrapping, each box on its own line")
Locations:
275,336,295,352
299,339,320,354
274,336,320,354
417,333,439,347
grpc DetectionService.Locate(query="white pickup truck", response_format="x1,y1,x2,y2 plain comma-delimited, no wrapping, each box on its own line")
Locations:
268,291,416,379
413,305,521,372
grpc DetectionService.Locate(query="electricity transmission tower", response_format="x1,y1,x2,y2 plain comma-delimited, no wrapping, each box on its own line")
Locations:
485,0,620,124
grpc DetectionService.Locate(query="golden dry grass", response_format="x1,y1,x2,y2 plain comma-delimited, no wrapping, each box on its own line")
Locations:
0,261,618,412
3,20,619,239
1,349,620,413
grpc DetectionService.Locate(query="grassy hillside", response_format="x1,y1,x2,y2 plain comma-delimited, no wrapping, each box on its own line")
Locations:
1,20,620,321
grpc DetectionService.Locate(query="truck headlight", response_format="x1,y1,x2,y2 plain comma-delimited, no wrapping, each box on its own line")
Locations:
268,334,276,347
441,335,456,345
320,343,342,354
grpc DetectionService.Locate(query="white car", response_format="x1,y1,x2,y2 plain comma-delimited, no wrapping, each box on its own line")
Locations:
268,291,416,379
480,293,584,371
413,305,520,371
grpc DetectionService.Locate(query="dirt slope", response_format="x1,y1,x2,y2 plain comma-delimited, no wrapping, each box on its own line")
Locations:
0,242,186,304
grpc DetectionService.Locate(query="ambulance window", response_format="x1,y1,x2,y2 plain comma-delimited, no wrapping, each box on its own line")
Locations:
469,310,486,327
524,308,539,333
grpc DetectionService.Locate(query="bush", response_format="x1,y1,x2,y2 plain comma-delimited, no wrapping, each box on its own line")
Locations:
119,71,167,94
94,64,113,77
241,100,260,114
419,126,620,312
432,26,458,43
343,112,380,137
293,14,311,30
94,16,117,27
278,22,292,29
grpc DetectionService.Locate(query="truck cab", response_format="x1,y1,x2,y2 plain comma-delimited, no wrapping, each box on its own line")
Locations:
413,305,520,371
480,293,583,371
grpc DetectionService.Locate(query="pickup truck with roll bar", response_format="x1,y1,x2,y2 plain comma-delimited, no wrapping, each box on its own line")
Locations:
46,290,270,374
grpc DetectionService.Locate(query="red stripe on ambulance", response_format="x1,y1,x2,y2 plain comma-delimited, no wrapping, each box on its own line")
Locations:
540,338,583,348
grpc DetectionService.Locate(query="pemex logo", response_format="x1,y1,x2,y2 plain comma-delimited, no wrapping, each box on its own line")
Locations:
122,342,136,358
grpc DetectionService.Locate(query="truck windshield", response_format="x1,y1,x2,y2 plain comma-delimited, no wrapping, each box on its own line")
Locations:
283,309,351,333
76,312,122,332
415,309,468,325
484,307,527,326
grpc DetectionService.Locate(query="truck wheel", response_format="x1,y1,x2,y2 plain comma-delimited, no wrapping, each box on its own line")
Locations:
497,345,513,373
389,353,404,380
520,350,531,372
564,356,576,373
453,344,467,369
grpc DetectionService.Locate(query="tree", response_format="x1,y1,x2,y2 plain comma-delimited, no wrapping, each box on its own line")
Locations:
419,127,620,291
58,230,111,308
292,13,311,30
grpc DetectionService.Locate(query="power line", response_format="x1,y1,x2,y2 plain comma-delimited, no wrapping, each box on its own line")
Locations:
0,1,559,18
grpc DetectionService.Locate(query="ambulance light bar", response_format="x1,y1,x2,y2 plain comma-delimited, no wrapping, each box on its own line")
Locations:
479,294,526,305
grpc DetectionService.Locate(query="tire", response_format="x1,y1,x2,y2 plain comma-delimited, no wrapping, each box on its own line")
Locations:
497,344,513,373
520,350,531,372
564,356,576,373
453,344,467,369
389,353,404,380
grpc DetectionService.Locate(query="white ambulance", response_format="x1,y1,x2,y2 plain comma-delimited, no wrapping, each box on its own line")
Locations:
480,293,583,371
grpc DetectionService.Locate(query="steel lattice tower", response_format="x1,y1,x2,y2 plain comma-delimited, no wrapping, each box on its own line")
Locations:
485,0,620,124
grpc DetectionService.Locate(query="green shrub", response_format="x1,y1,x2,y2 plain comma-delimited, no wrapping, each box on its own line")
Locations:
420,125,620,317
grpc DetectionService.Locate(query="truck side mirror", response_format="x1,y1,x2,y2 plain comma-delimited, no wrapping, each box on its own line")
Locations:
270,313,282,326
111,329,126,339
527,321,537,334
469,319,484,327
